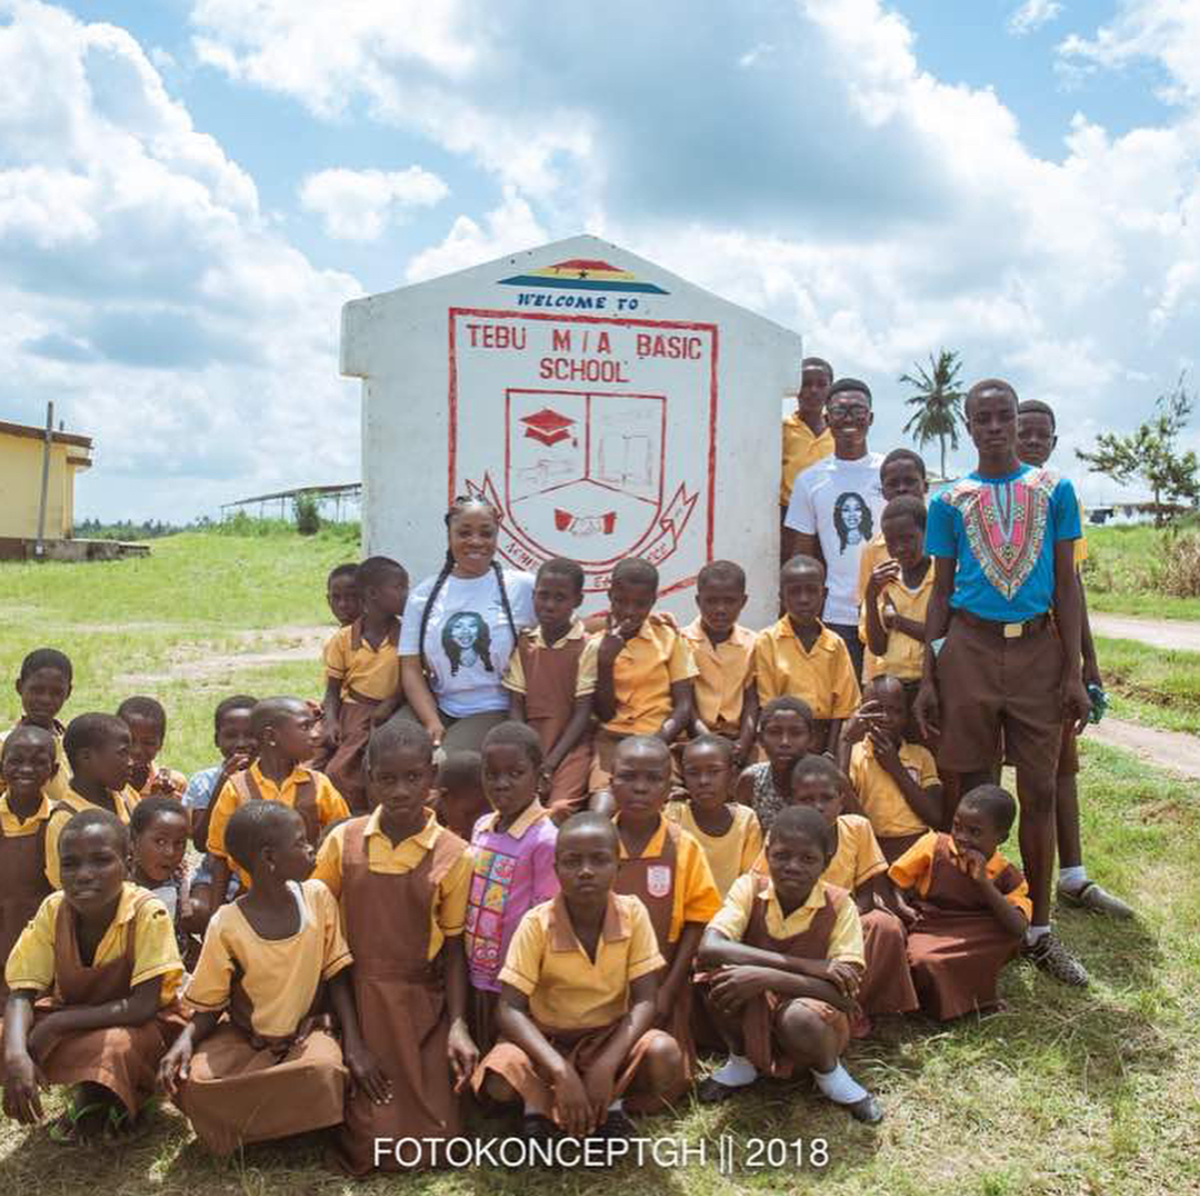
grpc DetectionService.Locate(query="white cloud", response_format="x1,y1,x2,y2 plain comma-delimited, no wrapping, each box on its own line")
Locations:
404,187,547,282
299,166,448,241
1058,0,1200,104
1008,0,1063,35
0,0,364,520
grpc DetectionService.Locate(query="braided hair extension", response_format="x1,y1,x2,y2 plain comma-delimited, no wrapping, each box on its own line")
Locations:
417,495,517,678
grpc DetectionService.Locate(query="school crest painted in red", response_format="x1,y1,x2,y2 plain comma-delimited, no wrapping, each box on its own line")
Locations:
450,307,717,596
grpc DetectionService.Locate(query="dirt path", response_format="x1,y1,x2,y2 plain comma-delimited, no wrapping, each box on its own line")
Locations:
1087,716,1200,781
116,625,329,686
1091,613,1200,653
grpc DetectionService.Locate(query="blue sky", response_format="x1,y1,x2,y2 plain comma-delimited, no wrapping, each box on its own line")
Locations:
2,0,1198,519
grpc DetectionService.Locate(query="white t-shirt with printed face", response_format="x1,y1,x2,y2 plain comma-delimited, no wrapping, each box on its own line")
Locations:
784,452,885,626
398,568,536,718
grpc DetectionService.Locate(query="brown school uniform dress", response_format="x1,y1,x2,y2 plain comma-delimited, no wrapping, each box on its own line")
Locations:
471,893,670,1123
893,832,1027,1020
613,819,702,1108
0,798,52,1002
329,818,467,1175
510,626,593,820
740,875,852,1074
0,891,185,1116
178,880,351,1155
324,617,401,813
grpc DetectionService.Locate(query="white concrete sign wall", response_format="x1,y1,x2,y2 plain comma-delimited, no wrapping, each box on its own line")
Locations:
341,235,802,626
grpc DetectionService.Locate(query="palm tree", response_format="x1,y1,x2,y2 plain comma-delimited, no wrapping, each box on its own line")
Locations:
900,350,966,479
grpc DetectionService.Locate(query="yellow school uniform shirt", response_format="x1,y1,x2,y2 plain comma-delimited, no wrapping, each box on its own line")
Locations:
313,807,471,959
184,878,352,1039
2,792,56,890
0,722,71,806
753,619,861,718
848,739,940,838
602,614,698,736
615,814,722,943
664,800,763,899
323,619,401,702
751,814,885,893
780,414,835,506
45,786,135,890
709,874,864,967
502,621,600,695
888,831,1032,920
5,881,183,1004
680,618,756,733
498,892,664,1031
207,763,349,889
857,563,934,683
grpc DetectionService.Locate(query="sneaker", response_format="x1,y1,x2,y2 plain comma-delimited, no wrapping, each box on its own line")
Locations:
1057,881,1135,919
1023,932,1089,986
844,1093,884,1124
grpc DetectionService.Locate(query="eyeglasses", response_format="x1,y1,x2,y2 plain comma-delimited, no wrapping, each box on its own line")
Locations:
827,404,871,422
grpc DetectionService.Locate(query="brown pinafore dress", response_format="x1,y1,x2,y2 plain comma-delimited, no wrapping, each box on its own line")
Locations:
232,768,322,846
614,818,692,1109
740,876,851,1075
516,630,592,821
330,818,467,1175
471,894,669,1124
324,618,401,814
20,893,184,1114
178,893,348,1155
0,812,51,1002
905,833,1024,1020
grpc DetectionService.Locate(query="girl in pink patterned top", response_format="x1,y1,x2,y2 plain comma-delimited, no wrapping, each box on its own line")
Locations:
465,722,559,1049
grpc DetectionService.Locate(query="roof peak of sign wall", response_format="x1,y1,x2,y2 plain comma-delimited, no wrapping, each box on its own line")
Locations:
343,233,800,339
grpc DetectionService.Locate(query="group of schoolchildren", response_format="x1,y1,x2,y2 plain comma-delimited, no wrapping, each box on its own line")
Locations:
0,367,1132,1168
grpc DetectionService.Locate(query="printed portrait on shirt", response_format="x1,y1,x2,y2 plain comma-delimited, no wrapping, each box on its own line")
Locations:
442,611,495,675
832,491,873,553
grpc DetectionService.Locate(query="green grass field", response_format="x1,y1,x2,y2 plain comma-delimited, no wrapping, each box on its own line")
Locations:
1,530,1198,1196
1085,522,1200,620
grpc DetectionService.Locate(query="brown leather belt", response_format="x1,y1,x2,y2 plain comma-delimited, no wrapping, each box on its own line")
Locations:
952,609,1051,639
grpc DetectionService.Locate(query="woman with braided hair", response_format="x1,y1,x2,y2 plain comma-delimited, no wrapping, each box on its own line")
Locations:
397,496,535,756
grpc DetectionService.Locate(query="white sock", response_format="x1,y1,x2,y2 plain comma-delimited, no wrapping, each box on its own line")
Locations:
607,1098,624,1113
711,1054,758,1088
811,1061,869,1105
1025,923,1051,945
1059,867,1087,891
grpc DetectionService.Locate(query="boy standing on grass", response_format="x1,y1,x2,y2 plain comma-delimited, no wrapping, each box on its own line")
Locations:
1016,399,1133,919
915,379,1092,985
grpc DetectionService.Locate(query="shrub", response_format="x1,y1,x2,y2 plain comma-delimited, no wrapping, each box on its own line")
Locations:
293,494,321,536
1153,530,1200,598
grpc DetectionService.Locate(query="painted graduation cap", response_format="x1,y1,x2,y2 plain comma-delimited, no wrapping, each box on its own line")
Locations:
342,234,803,627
